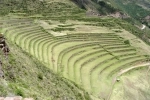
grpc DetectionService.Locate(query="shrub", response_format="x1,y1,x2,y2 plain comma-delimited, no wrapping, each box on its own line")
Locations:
124,40,130,45
15,88,24,96
51,27,75,32
37,73,43,80
114,30,122,33
0,85,7,96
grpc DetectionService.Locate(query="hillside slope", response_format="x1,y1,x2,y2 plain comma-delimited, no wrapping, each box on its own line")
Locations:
73,0,150,26
109,0,150,19
103,0,150,27
0,0,85,18
71,0,120,15
0,37,90,100
0,0,150,100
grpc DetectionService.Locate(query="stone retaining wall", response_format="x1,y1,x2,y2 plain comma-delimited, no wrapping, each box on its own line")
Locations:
0,97,33,100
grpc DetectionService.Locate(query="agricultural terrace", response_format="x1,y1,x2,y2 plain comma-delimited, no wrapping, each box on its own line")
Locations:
1,18,150,100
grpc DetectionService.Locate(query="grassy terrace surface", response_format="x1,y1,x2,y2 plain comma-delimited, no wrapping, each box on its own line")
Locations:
1,18,150,100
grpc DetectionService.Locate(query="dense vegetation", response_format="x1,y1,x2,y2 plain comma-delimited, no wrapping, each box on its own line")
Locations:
113,0,150,20
72,0,118,15
0,0,84,17
0,0,45,15
93,0,118,15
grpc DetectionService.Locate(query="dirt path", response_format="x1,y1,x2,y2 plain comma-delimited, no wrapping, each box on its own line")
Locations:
141,24,146,30
107,62,150,100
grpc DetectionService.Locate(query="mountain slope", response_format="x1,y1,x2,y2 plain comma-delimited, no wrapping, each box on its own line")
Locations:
0,0,150,100
107,0,150,25
0,37,90,100
71,0,119,15
0,0,85,17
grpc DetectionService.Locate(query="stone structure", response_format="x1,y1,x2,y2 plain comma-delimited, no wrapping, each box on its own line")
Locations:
0,97,33,100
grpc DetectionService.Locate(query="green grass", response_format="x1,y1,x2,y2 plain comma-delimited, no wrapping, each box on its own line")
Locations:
90,53,136,82
1,17,150,100
108,57,149,77
113,0,150,19
81,55,113,92
75,48,136,91
61,45,99,79
102,56,146,77
0,40,89,100
90,55,147,95
0,0,150,99
34,36,53,61
51,27,75,32
66,43,132,83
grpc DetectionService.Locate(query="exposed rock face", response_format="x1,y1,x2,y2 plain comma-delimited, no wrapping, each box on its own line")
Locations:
145,15,150,24
109,12,129,18
86,10,129,19
0,34,9,78
0,34,9,56
145,15,150,20
0,35,33,100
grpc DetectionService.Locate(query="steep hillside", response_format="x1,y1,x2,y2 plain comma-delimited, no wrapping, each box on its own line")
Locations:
73,0,150,48
0,0,85,18
0,0,150,100
110,0,150,18
0,35,90,100
73,0,150,26
107,0,150,25
71,0,120,15
1,16,150,100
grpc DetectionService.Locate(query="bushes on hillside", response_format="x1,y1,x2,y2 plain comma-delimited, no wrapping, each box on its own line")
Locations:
124,40,130,45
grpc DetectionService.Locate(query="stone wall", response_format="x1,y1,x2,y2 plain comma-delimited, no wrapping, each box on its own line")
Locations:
0,97,33,100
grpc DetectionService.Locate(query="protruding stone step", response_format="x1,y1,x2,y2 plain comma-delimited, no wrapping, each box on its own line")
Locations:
4,97,14,100
0,97,33,100
0,97,4,100
14,96,22,100
24,98,34,100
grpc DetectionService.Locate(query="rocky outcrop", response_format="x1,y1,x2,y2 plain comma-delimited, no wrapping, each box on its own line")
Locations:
86,10,129,19
109,12,129,18
145,15,150,20
0,34,9,56
144,15,150,24
0,34,9,78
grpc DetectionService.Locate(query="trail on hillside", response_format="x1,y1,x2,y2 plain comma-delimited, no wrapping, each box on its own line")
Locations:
141,24,146,30
107,62,150,100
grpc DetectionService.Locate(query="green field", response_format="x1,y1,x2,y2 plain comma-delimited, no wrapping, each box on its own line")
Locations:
0,0,150,100
0,17,150,100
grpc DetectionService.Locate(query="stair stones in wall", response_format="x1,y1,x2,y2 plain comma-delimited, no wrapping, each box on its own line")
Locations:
5,96,22,100
0,97,33,100
0,70,4,78
0,34,9,56
0,34,9,79
0,60,4,78
24,98,34,100
0,97,5,100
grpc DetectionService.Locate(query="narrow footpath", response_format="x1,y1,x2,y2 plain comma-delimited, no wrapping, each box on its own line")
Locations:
107,62,150,100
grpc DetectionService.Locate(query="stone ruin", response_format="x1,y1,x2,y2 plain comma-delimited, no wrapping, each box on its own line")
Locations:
0,96,33,100
0,34,9,56
0,34,9,78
